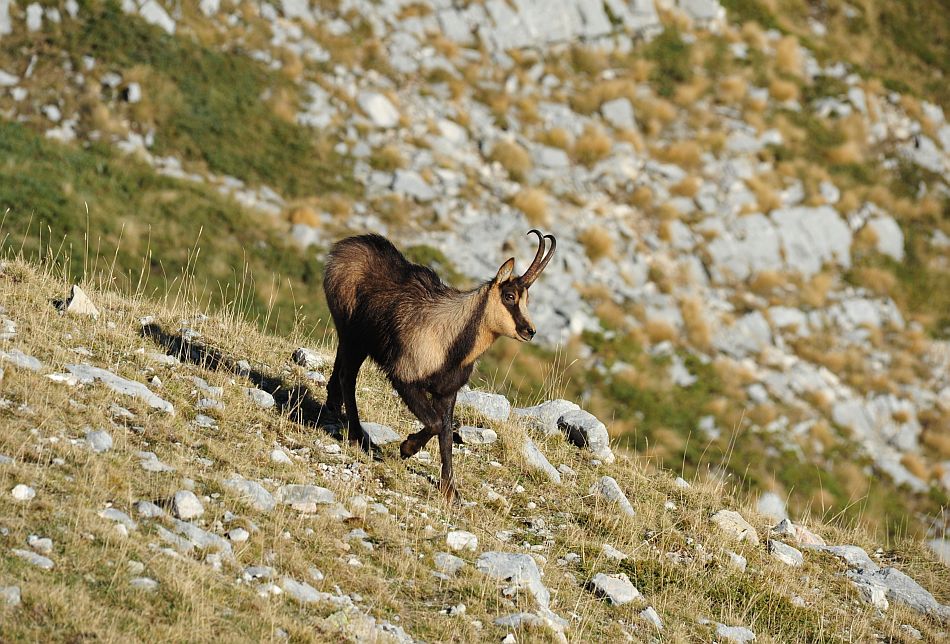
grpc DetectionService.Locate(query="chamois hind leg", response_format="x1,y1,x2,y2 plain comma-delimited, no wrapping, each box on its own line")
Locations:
339,343,373,453
324,344,346,420
437,393,459,504
393,382,442,459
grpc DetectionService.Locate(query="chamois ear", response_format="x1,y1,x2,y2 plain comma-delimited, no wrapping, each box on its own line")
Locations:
495,258,515,283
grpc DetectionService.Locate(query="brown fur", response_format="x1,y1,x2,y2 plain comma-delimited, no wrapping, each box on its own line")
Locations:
322,232,554,503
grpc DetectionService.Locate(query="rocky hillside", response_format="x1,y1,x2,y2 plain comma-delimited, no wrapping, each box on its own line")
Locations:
1,0,949,580
1,260,949,641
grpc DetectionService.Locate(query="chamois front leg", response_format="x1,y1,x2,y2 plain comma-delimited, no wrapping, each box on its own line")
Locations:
437,392,459,504
392,381,442,459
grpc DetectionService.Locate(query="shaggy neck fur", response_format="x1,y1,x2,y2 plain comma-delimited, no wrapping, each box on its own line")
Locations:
397,282,495,383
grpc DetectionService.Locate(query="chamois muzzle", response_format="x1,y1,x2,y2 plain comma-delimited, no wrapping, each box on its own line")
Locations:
519,229,556,288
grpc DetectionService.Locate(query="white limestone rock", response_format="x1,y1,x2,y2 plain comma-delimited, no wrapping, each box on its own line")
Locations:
446,530,478,552
62,285,100,318
172,490,204,520
589,476,635,517
521,436,561,484
711,510,759,545
589,572,640,605
558,409,615,463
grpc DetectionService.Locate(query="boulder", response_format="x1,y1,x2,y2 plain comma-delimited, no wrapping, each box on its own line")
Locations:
557,409,615,463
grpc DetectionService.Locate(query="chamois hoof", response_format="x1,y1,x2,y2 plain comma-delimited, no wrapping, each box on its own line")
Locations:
399,437,421,459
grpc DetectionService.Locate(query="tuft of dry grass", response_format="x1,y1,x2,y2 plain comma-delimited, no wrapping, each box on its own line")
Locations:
285,205,320,227
774,36,803,77
488,139,532,182
768,78,800,103
718,75,748,104
577,225,615,262
680,296,712,351
653,140,702,169
511,188,550,227
572,125,613,166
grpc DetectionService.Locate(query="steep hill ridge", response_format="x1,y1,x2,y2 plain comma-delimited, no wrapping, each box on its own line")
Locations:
1,261,949,641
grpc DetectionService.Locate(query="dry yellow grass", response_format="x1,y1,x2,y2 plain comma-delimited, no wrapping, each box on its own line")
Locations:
572,125,613,166
285,205,320,227
653,140,702,169
774,36,803,77
4,259,937,642
768,78,800,103
827,141,863,164
488,139,532,182
537,127,573,150
577,225,615,262
680,297,712,351
511,188,549,227
670,176,701,198
718,74,749,104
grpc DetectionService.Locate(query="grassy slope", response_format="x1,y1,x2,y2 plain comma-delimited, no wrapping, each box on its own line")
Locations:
0,260,948,641
0,121,330,337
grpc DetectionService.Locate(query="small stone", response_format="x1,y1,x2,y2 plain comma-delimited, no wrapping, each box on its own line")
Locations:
281,577,321,603
243,387,275,409
172,490,204,520
223,477,276,512
62,285,100,317
130,577,159,592
711,510,759,545
716,623,756,643
357,91,400,128
276,484,335,513
27,535,53,554
589,572,640,605
136,500,165,518
12,548,54,570
770,519,825,546
513,399,579,435
85,428,113,453
602,544,627,561
457,426,498,445
640,606,663,631
456,389,511,421
447,530,478,552
11,484,35,502
227,527,250,543
362,422,401,447
292,347,328,370
0,585,21,607
756,492,788,522
434,552,465,578
270,448,292,464
476,551,551,608
588,476,635,517
99,508,137,531
768,540,804,566
521,437,561,484
727,551,747,572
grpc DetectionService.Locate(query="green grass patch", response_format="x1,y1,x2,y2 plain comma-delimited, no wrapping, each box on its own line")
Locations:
0,120,330,335
644,28,693,98
7,0,355,199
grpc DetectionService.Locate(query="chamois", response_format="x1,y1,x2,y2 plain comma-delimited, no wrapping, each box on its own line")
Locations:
323,230,556,502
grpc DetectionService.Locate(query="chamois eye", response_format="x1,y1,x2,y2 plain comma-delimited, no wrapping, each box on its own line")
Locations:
504,292,515,303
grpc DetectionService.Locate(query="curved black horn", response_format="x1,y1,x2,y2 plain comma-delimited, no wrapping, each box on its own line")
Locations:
521,230,555,287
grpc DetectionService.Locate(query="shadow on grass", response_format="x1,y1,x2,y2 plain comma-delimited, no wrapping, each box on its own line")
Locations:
140,322,384,459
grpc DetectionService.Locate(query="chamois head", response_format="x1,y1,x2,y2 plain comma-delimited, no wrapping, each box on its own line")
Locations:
487,229,556,342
